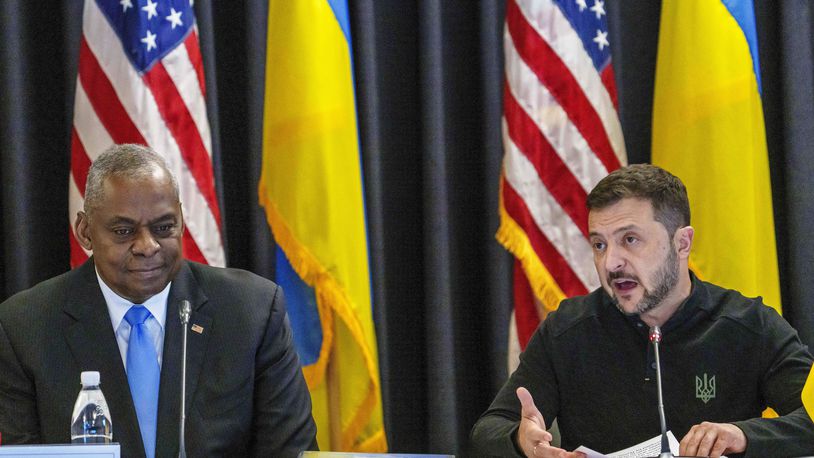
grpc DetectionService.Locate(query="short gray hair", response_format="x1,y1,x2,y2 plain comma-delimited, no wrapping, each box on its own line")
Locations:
83,144,179,216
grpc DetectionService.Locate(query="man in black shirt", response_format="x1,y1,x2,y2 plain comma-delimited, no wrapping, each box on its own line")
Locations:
471,164,814,457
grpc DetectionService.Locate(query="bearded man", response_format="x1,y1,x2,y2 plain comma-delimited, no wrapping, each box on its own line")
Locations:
471,164,814,458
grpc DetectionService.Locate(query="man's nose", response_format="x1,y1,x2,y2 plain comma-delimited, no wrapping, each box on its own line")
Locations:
131,229,160,257
604,244,625,272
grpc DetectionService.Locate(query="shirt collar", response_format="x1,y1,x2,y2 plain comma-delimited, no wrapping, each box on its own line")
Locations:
659,272,700,330
95,268,170,332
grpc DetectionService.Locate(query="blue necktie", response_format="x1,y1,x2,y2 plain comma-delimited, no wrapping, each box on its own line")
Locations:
124,306,159,458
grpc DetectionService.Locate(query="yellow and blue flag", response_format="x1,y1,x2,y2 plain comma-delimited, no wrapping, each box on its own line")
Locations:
258,0,387,451
805,366,814,420
652,0,781,313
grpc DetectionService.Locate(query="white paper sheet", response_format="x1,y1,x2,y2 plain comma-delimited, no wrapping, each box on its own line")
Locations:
573,431,715,458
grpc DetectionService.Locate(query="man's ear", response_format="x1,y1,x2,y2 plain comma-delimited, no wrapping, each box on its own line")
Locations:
675,225,694,259
74,211,93,251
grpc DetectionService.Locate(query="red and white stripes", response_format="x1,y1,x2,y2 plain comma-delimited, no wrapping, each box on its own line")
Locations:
500,0,626,357
69,0,224,268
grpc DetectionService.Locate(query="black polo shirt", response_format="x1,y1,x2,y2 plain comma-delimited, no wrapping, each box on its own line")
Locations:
471,274,814,457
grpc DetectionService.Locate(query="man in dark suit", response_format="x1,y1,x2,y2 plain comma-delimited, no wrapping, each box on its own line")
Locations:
0,144,317,457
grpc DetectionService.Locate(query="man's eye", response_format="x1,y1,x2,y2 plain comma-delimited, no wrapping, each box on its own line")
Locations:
113,228,133,236
155,224,174,233
592,241,606,251
625,236,638,244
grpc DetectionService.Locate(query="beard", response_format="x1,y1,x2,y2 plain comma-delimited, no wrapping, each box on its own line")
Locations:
609,244,680,316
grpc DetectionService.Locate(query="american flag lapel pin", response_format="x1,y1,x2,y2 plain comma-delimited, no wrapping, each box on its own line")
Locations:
191,324,204,334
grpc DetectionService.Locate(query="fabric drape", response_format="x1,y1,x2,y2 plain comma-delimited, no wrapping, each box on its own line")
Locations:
3,1,814,455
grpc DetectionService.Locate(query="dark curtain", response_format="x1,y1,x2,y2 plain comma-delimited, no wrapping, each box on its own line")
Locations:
2,1,814,455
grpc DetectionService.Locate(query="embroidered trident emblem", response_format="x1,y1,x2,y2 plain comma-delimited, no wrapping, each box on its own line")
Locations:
695,373,716,403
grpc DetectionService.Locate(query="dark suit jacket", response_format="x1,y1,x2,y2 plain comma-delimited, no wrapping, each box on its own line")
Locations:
0,259,317,457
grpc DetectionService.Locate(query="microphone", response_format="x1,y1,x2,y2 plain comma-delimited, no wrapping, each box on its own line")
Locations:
649,325,672,458
178,300,192,458
647,326,707,458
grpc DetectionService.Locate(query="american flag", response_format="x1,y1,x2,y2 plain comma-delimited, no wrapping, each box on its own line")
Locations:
497,0,626,361
69,0,225,267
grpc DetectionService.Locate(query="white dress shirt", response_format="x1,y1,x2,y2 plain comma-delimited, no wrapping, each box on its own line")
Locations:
96,270,169,370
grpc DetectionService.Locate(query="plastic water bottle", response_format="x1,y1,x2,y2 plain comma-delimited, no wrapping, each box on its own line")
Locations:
70,371,112,444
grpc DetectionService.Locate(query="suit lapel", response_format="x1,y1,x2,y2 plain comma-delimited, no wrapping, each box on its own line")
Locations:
155,262,212,457
62,259,145,457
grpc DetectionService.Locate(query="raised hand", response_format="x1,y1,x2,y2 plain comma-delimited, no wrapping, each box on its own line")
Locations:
515,387,585,458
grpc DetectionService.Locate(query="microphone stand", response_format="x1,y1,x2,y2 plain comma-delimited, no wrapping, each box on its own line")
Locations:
649,326,708,458
650,326,672,458
178,300,192,458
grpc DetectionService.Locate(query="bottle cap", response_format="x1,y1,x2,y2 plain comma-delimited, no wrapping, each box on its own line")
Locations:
81,371,100,386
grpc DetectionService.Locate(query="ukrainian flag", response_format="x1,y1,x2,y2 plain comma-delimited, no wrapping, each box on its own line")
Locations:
258,0,387,451
805,366,814,420
651,0,781,314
